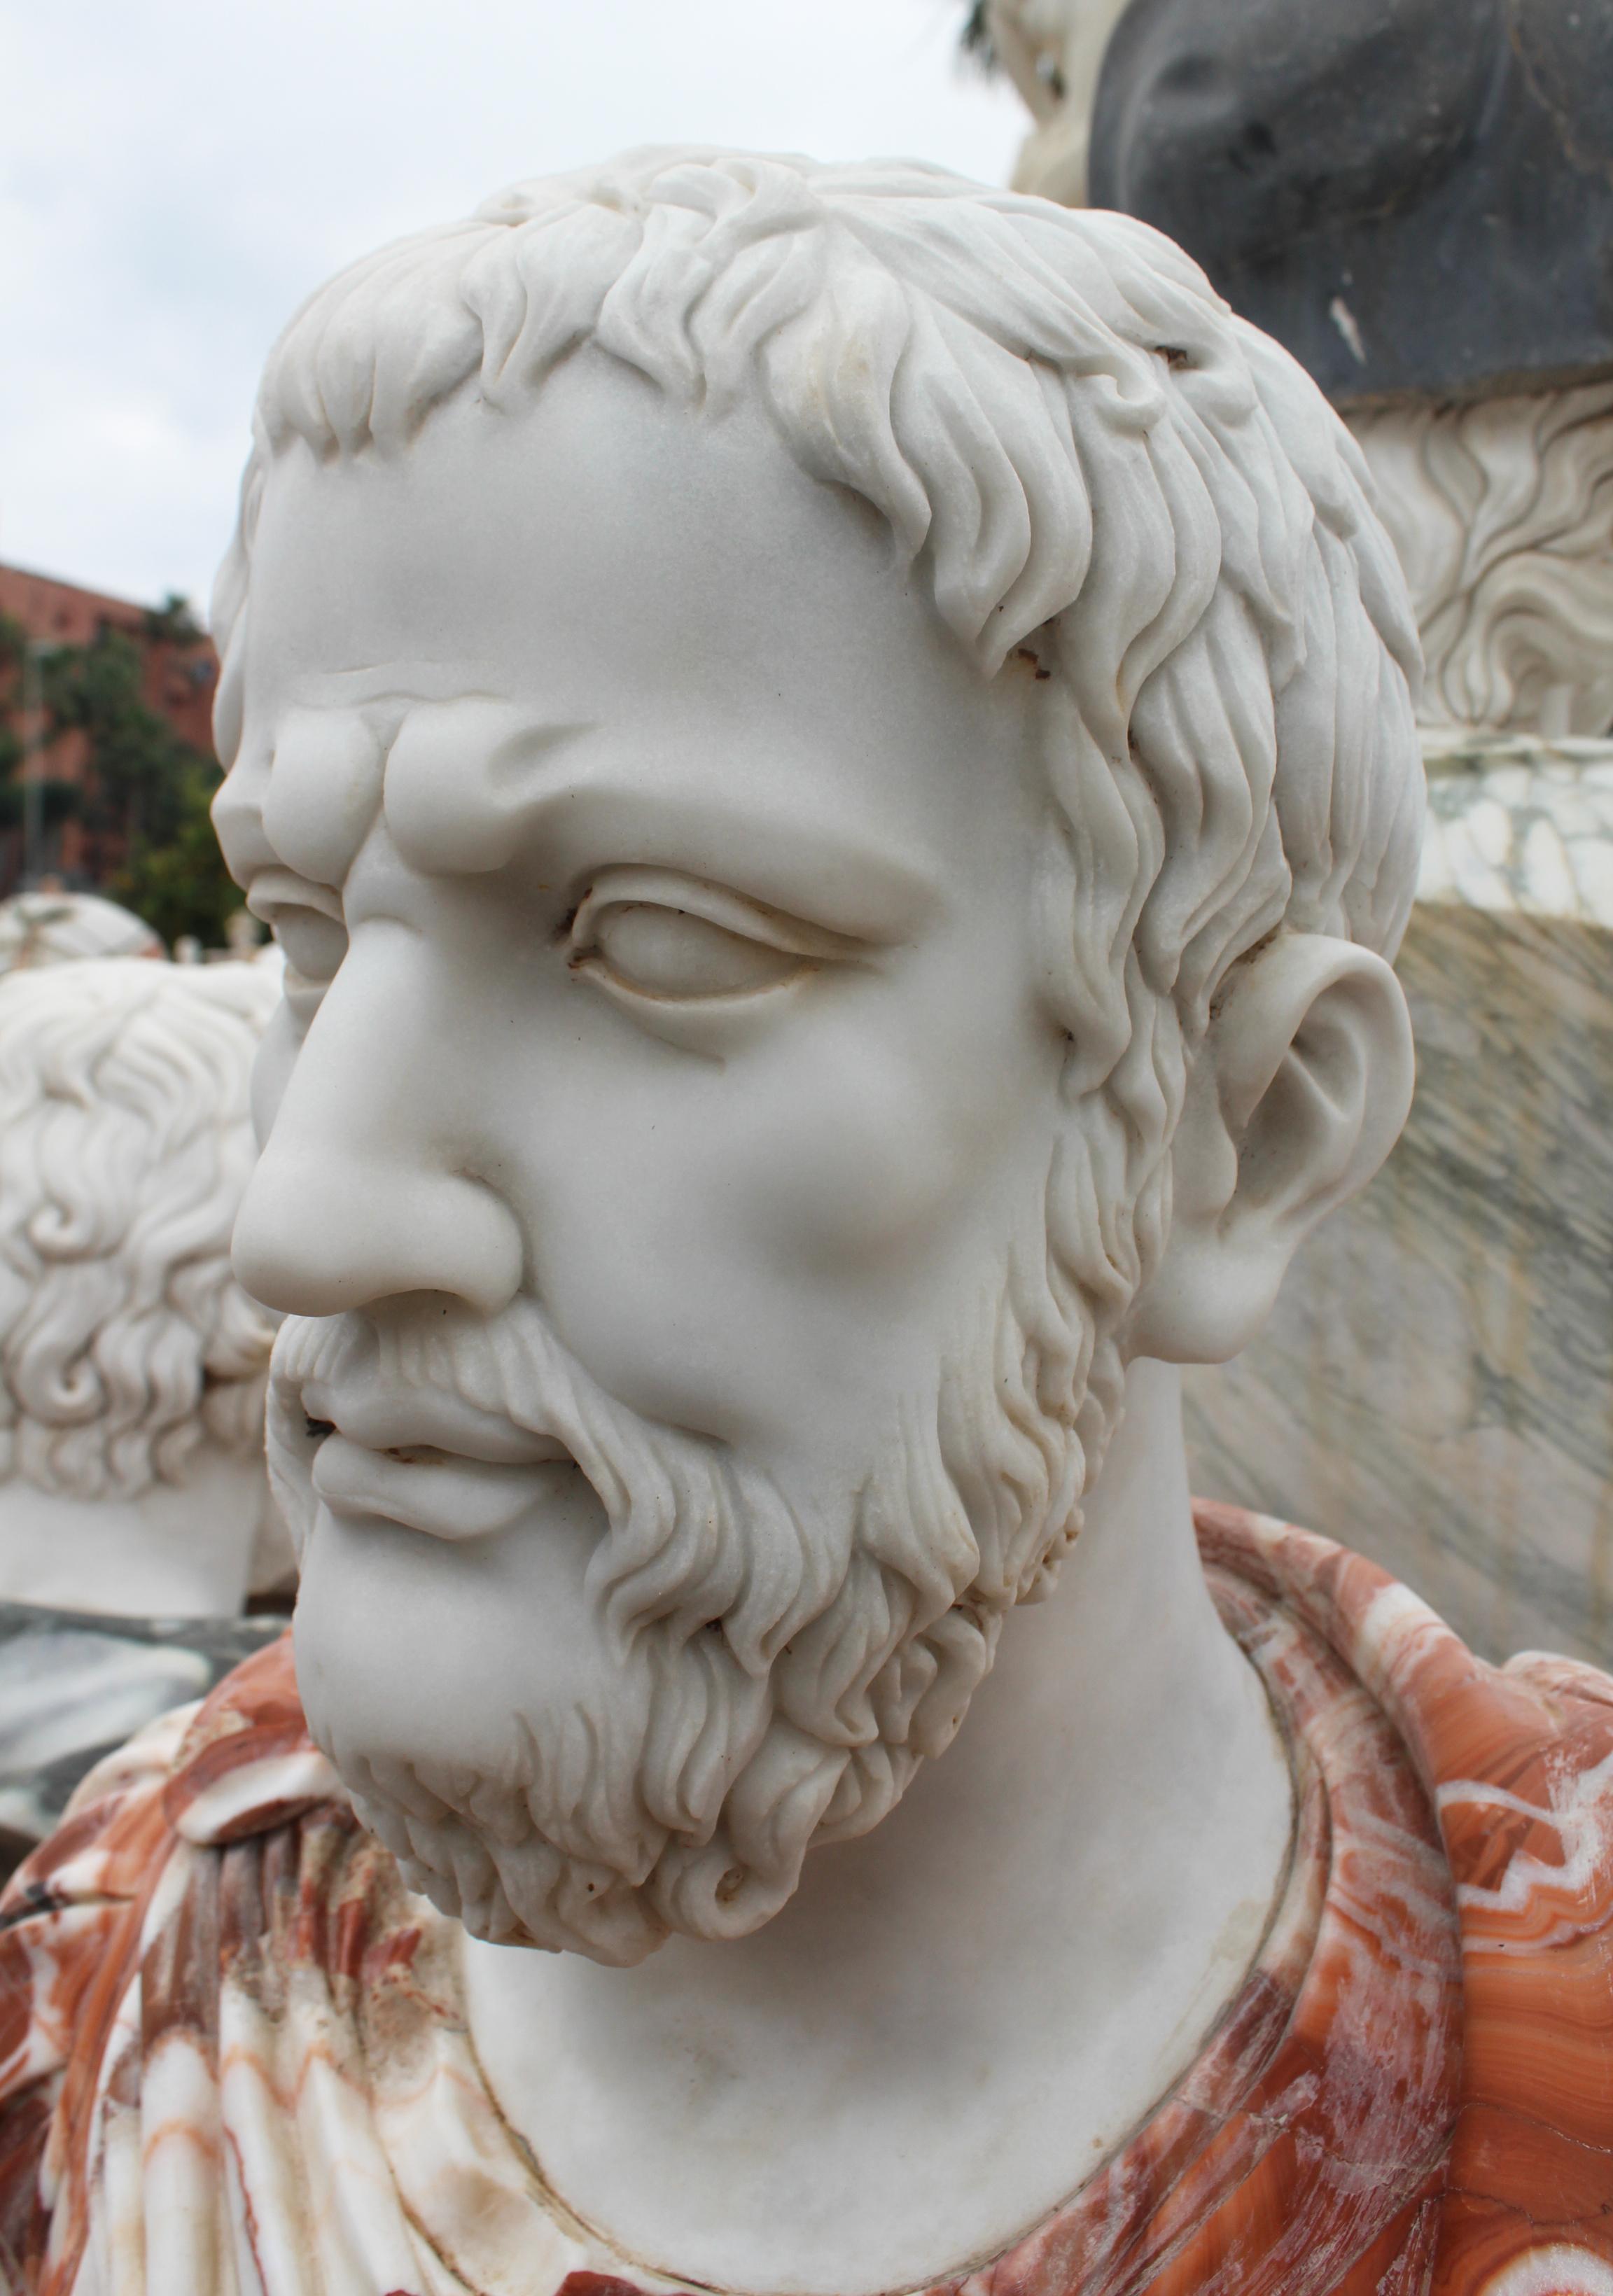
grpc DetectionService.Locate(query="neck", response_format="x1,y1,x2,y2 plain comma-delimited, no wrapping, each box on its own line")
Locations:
461,1361,1293,2294
0,1448,265,1616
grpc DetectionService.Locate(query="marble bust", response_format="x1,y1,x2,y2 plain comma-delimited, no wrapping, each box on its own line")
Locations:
0,889,162,972
0,955,284,1616
3,150,1611,2295
0,957,293,1864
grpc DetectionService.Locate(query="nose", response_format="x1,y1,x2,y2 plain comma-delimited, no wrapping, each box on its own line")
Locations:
232,966,525,1320
234,1147,523,1317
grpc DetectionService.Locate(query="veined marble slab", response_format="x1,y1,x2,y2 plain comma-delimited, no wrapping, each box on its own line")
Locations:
1187,739,1613,1663
0,1600,289,1868
1419,733,1613,925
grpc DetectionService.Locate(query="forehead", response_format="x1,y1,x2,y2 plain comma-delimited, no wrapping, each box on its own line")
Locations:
230,356,1040,895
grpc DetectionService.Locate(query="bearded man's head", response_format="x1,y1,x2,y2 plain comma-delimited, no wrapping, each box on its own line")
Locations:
214,148,1422,1966
0,956,284,1615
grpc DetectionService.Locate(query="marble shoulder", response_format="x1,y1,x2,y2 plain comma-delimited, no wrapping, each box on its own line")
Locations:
1198,1497,1613,2274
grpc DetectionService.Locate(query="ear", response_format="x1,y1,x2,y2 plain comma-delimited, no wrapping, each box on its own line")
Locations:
1126,932,1415,1365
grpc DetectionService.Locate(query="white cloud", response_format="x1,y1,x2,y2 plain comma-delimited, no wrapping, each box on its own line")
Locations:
0,0,1024,615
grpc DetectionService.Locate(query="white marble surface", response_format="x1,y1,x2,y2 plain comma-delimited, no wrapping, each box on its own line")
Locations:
970,8,1613,1674
0,888,162,970
1418,734,1613,925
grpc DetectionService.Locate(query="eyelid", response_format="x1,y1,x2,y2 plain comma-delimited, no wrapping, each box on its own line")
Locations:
567,867,863,961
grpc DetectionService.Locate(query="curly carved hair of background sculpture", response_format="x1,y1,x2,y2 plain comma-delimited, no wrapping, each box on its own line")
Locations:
1348,381,1613,737
0,958,281,1500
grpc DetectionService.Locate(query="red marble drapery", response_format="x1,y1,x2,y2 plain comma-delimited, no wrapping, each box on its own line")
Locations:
0,1504,1605,2295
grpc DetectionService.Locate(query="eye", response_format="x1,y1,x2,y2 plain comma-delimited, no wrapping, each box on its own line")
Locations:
566,867,859,1018
587,905,799,1000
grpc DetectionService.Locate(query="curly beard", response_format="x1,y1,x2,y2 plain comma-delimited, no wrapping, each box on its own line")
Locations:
268,1229,1103,1967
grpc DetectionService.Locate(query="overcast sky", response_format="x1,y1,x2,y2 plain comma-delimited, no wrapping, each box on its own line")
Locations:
0,1,1024,620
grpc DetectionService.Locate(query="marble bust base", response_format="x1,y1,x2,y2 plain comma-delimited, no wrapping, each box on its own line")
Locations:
3,1503,1608,2292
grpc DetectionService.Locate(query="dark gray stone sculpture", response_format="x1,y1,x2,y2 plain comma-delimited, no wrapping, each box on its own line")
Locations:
1088,0,1613,405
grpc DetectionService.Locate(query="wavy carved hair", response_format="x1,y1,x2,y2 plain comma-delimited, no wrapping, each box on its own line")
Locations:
1348,379,1613,737
0,959,281,1499
214,147,1423,1496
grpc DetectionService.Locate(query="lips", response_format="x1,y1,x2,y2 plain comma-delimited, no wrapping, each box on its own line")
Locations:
302,1376,561,1467
310,1431,574,1540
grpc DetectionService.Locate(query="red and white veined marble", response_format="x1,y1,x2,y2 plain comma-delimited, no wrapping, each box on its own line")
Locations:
0,1502,1607,2295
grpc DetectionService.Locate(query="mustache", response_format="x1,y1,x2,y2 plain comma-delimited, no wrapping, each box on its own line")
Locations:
267,1302,846,1679
272,1298,602,1447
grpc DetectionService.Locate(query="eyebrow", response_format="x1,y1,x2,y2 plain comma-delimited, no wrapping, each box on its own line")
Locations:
380,715,942,941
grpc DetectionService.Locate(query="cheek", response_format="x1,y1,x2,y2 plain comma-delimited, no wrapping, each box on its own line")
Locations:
737,1023,1017,1270
487,955,1061,1442
682,952,1067,1322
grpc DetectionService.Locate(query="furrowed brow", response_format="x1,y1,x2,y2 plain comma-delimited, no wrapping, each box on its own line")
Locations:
382,700,595,875
260,707,388,888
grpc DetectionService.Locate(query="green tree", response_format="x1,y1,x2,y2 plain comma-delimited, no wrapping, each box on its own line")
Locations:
142,592,205,650
0,615,78,837
0,602,238,941
0,614,25,790
40,618,237,944
43,627,174,848
111,757,240,948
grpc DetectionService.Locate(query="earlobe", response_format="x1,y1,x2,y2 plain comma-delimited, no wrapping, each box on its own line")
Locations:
1126,932,1415,1366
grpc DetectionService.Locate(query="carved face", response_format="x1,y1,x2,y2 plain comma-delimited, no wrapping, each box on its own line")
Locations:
223,352,1094,1961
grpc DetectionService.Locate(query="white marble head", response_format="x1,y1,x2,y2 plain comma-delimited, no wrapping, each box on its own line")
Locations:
0,958,283,1616
214,150,1421,1963
0,890,164,973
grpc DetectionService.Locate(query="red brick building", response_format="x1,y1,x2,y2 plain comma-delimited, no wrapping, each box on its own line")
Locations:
0,561,220,893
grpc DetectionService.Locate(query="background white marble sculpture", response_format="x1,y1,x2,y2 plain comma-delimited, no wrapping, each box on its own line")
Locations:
0,888,163,972
0,956,284,1616
211,148,1423,2288
1350,382,1613,743
974,0,1135,204
1347,382,1613,920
